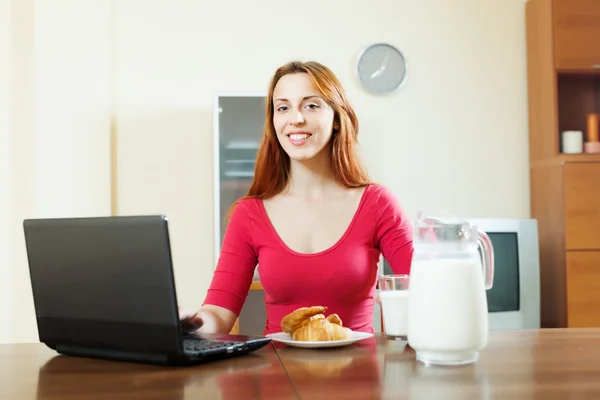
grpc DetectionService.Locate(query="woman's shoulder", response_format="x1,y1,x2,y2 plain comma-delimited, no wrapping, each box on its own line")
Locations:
363,183,402,207
231,197,263,215
361,184,413,241
228,197,270,227
360,183,411,222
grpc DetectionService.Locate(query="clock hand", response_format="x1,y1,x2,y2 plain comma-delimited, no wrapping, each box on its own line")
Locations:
370,68,383,78
370,54,391,79
382,53,390,68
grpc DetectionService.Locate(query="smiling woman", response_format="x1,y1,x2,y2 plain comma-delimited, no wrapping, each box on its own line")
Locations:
180,61,414,337
272,75,336,160
250,61,370,197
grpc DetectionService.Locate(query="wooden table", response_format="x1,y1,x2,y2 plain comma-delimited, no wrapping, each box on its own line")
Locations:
2,329,600,399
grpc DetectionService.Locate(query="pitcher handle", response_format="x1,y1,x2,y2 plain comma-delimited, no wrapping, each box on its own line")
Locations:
477,230,495,290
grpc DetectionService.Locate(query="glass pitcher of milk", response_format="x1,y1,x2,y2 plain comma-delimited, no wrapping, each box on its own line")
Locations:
407,210,494,366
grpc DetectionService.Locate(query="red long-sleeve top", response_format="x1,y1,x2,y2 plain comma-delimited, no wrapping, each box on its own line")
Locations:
203,184,414,335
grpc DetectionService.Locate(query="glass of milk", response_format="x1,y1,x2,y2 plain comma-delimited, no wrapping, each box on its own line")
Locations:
378,275,410,340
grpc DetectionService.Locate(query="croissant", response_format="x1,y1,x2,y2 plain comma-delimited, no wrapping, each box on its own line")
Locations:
281,306,327,334
290,313,352,342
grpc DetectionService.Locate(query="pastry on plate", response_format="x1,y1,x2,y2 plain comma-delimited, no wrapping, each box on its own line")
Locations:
280,306,327,334
281,307,352,342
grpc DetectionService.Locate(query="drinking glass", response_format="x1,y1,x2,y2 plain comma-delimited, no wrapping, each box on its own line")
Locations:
378,274,410,340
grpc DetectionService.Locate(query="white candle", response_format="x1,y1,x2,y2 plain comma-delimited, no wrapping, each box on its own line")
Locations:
561,130,583,154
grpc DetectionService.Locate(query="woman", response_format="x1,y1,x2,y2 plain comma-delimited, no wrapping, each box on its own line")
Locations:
182,61,413,335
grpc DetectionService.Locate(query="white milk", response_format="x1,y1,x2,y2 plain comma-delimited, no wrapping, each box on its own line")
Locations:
407,258,488,363
380,290,409,337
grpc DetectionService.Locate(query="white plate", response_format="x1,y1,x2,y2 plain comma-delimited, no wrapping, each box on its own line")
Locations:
266,331,374,348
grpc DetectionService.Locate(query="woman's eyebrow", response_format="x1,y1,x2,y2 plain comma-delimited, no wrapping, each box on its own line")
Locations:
274,95,321,102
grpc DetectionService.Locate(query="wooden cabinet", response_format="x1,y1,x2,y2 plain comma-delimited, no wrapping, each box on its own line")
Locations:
564,163,600,250
567,251,600,327
527,0,600,327
553,0,600,70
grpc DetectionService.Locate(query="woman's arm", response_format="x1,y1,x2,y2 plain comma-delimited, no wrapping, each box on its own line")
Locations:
182,200,258,334
374,186,414,274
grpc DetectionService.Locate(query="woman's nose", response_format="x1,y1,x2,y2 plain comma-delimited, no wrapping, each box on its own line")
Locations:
289,109,305,125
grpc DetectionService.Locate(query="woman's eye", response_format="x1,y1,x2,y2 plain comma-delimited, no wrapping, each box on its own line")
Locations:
306,103,319,110
277,106,289,112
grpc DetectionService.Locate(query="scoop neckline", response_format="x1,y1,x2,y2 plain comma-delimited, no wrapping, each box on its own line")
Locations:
259,184,373,258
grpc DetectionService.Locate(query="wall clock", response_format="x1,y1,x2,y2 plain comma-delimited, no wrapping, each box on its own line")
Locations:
356,43,407,95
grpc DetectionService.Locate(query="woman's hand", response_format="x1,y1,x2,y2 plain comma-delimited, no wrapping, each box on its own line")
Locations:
179,305,238,334
179,308,204,332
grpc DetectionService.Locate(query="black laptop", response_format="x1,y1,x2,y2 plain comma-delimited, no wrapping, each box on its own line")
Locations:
22,215,271,366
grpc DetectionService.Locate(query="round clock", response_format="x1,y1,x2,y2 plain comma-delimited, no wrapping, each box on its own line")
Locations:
356,43,407,95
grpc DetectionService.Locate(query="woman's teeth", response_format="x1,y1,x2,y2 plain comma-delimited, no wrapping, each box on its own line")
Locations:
289,133,310,140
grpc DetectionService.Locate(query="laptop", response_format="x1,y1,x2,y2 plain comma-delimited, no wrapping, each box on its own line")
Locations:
22,215,271,366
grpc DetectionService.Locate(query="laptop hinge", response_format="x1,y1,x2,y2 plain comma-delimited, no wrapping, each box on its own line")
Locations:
56,344,169,365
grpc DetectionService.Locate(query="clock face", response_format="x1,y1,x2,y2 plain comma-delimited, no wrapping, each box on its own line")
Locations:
356,43,406,95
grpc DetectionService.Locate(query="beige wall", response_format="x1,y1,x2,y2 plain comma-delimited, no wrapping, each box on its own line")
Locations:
3,0,112,343
3,0,37,345
1,0,13,343
2,0,530,343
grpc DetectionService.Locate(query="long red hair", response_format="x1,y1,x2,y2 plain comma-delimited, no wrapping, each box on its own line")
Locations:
229,61,371,215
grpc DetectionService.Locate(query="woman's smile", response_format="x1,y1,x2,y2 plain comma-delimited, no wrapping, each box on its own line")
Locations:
287,132,312,146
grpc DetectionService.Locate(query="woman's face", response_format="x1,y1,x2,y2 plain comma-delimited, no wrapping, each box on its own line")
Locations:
272,73,335,161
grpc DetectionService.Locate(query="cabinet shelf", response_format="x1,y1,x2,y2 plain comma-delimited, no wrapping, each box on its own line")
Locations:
557,72,600,145
557,69,600,75
559,153,600,163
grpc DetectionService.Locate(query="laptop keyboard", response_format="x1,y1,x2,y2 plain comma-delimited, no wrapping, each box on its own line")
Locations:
182,339,241,355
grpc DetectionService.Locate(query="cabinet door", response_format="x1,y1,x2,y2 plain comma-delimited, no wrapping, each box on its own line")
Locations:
566,251,600,327
553,0,600,70
564,162,600,250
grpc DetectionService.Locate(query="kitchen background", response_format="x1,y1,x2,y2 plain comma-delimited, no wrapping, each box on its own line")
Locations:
1,0,529,343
